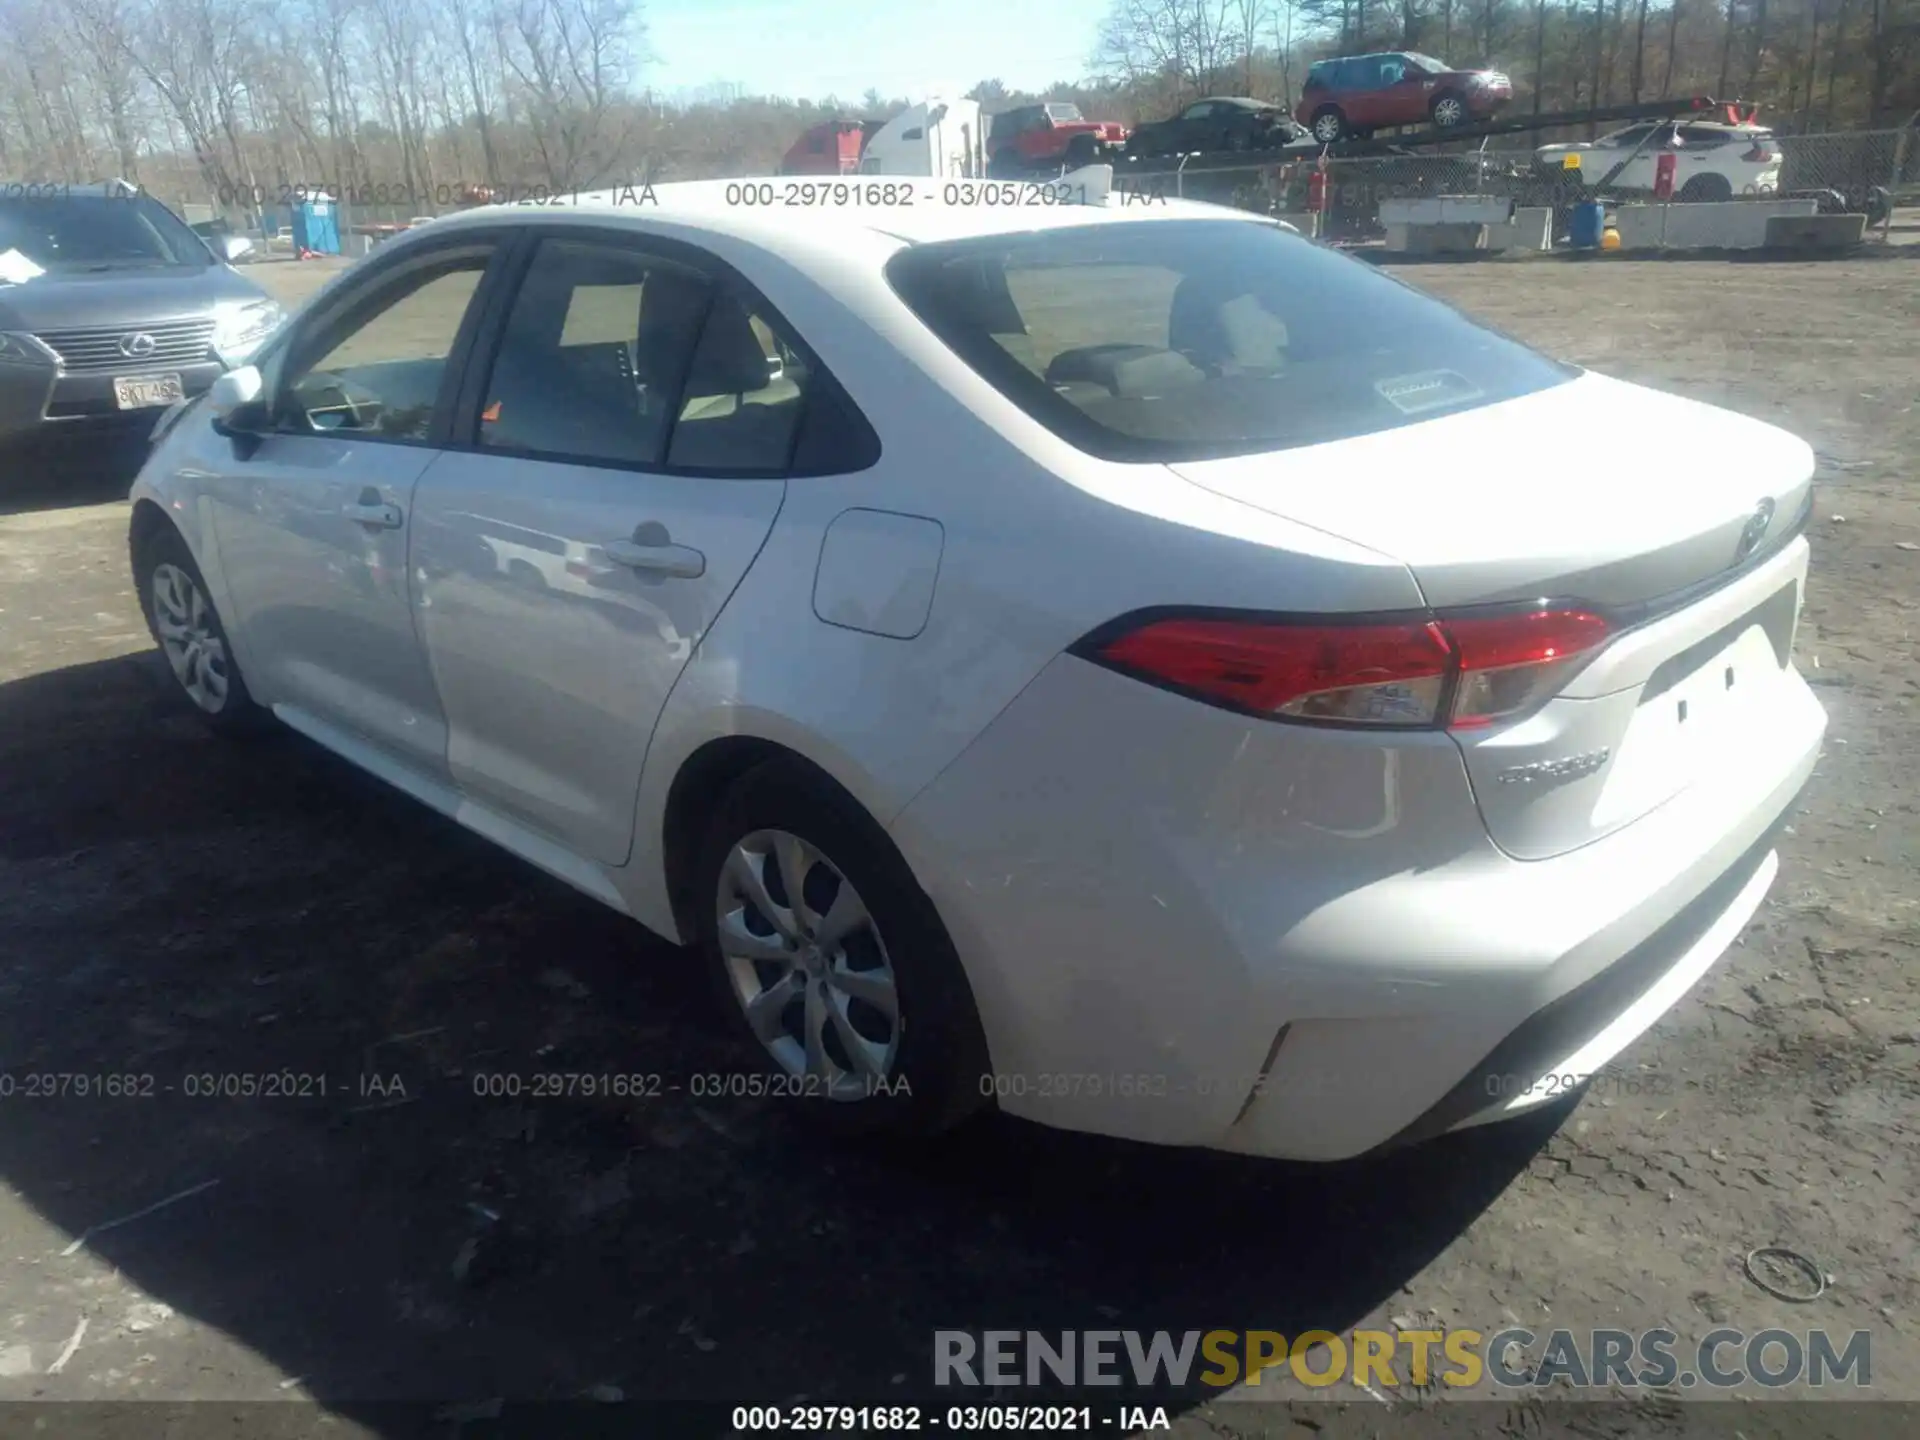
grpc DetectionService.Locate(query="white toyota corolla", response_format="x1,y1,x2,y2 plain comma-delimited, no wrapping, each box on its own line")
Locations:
127,172,1826,1160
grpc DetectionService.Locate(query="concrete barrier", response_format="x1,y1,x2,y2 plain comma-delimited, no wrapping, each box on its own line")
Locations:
1612,198,1820,250
1379,196,1525,254
1487,207,1553,253
1764,213,1870,250
1378,196,1515,228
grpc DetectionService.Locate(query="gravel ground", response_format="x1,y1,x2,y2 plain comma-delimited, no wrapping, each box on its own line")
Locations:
0,251,1914,1437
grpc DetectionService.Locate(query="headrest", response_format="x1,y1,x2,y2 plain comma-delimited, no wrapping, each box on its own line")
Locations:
684,295,775,395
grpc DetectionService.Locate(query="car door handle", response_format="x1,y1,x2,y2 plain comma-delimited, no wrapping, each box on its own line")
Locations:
342,501,403,529
604,539,705,578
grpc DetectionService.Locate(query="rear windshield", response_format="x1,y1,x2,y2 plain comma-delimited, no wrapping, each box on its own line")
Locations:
884,218,1574,462
0,193,211,270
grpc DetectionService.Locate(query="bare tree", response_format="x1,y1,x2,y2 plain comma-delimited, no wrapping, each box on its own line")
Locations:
502,0,647,191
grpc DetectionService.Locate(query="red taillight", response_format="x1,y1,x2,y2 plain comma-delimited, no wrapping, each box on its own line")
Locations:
1089,608,1611,731
1441,609,1612,729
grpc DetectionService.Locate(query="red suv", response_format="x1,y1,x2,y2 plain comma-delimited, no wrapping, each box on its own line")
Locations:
1296,52,1512,143
987,103,1127,175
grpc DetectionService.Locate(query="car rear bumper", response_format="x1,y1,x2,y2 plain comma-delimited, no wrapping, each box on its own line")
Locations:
0,360,225,451
891,645,1825,1162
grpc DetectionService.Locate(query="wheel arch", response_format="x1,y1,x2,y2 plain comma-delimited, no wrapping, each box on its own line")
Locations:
128,495,176,560
654,729,919,950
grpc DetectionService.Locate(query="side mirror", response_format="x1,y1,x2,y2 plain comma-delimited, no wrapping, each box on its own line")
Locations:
208,365,267,435
220,234,255,263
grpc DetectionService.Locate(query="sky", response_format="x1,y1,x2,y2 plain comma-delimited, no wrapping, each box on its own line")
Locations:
641,0,1116,104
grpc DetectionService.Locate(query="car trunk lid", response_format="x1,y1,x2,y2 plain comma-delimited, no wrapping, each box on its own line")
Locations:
1167,372,1816,858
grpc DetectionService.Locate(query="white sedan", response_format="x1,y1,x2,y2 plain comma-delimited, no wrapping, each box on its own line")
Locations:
1537,118,1783,200
127,171,1826,1161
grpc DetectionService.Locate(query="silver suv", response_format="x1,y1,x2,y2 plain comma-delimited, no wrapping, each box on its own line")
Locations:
0,180,284,465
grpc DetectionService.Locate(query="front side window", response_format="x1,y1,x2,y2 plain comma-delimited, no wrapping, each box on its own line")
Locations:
1603,125,1657,148
277,250,491,441
885,218,1574,463
1044,103,1083,122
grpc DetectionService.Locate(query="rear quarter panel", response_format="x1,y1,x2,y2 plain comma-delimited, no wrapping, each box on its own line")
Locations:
614,228,1426,939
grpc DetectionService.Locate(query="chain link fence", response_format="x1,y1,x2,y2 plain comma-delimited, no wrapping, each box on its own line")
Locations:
1137,127,1917,242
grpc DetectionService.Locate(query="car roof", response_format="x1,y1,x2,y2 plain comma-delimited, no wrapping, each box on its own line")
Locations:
416,175,1262,251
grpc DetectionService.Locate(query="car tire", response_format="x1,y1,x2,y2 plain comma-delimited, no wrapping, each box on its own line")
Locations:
988,148,1021,179
1429,91,1468,128
133,523,273,737
1310,106,1347,144
1063,134,1097,167
1678,173,1733,202
693,758,992,1140
1225,128,1250,152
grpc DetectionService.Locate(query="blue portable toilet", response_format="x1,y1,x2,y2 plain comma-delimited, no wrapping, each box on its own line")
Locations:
290,192,341,255
1568,200,1607,250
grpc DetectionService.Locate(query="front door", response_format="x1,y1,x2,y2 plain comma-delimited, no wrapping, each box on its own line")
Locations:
207,236,504,778
409,233,801,866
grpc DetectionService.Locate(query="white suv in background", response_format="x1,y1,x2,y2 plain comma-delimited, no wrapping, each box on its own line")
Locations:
1538,120,1782,200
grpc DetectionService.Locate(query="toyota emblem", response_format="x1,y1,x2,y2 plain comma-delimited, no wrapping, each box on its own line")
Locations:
117,332,158,359
1733,497,1776,564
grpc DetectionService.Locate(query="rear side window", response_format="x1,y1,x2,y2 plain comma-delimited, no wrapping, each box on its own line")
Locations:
666,294,808,474
477,238,713,466
884,219,1573,463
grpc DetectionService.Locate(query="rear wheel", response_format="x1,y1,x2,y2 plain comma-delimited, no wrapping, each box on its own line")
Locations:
694,759,990,1139
1678,172,1733,202
1063,133,1097,167
988,148,1022,178
1310,106,1347,144
133,523,272,737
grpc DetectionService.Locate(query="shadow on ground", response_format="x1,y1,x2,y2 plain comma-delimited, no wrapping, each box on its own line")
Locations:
0,653,1565,1425
0,443,147,518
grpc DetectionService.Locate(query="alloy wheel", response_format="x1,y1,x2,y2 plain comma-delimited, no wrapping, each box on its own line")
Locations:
1434,97,1466,127
716,828,901,1099
151,562,230,713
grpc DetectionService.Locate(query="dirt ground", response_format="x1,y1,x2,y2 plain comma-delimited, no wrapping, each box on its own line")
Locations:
0,252,1915,1436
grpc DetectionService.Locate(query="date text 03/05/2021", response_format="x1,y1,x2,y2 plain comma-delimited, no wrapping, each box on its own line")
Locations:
731,1405,1172,1432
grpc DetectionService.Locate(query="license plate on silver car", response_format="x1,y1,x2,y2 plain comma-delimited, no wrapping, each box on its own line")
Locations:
113,373,184,409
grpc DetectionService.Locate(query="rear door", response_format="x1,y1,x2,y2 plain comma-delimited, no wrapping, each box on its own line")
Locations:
1175,102,1214,150
407,229,802,866
1374,55,1427,127
1343,59,1389,128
